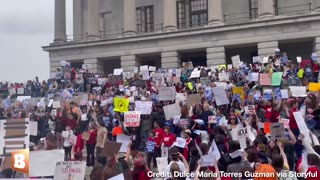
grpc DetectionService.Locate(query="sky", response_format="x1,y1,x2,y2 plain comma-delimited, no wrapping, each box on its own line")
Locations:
0,0,73,83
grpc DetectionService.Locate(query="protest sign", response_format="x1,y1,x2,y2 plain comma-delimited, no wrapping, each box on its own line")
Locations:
161,147,169,157
124,111,141,127
259,73,272,86
272,72,283,86
293,112,311,143
109,173,125,180
16,96,31,102
297,57,302,63
245,105,255,114
54,161,86,180
0,118,30,156
149,66,156,72
253,56,261,63
200,154,215,167
117,135,131,152
274,88,282,101
134,101,152,114
140,65,149,72
190,70,201,78
29,150,65,177
212,87,229,106
270,123,285,140
280,89,289,99
163,103,181,120
158,86,176,101
174,137,186,148
232,55,241,68
232,87,244,100
103,141,122,157
52,101,61,108
29,121,38,136
179,119,189,126
113,68,123,75
290,86,307,97
146,141,156,152
264,122,271,134
141,71,150,80
114,97,129,113
17,88,24,94
309,83,320,92
156,157,168,174
237,127,248,149
251,73,259,82
218,72,229,81
279,118,290,129
187,94,202,105
50,109,57,116
263,89,273,100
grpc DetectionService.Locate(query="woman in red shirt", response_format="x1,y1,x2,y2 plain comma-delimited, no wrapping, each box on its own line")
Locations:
264,100,273,122
162,126,176,147
86,123,98,167
306,154,320,180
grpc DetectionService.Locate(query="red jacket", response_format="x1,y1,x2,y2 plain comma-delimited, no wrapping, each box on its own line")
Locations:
306,166,320,180
289,108,299,129
162,133,176,147
87,129,98,145
74,134,84,152
154,127,165,146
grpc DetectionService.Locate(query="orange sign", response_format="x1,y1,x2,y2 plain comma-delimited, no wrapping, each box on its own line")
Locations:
264,122,271,134
12,149,29,174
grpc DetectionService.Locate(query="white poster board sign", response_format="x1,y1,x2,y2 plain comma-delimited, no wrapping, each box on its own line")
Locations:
163,103,181,120
30,121,38,136
290,86,307,97
212,87,229,106
124,111,141,127
158,86,176,101
29,150,65,177
53,161,86,180
116,134,131,152
293,112,311,143
113,68,123,76
134,101,152,115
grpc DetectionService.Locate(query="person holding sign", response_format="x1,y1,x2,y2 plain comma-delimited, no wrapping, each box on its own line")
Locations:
162,126,177,148
62,125,74,161
86,123,98,167
146,131,157,169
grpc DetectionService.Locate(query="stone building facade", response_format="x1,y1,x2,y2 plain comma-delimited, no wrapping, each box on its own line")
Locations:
43,0,320,74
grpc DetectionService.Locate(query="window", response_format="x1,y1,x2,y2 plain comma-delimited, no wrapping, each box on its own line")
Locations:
136,6,154,34
249,0,278,19
177,1,187,29
190,0,208,27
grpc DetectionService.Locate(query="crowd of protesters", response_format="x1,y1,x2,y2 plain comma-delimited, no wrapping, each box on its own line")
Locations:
1,49,320,180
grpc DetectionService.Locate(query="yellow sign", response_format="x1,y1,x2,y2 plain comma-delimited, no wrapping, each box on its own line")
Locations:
309,83,320,92
114,97,129,113
217,64,226,71
232,87,245,100
187,82,193,90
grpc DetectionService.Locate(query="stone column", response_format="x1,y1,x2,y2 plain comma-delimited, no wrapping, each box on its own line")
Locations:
313,37,320,63
163,0,177,32
121,55,137,72
312,0,320,12
87,0,100,38
206,47,225,66
208,0,224,26
73,0,82,41
161,51,180,69
83,58,104,74
123,0,137,36
54,0,66,42
257,0,274,19
258,41,279,57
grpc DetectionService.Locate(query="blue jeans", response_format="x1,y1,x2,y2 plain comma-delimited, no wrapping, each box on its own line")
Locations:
287,77,301,86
